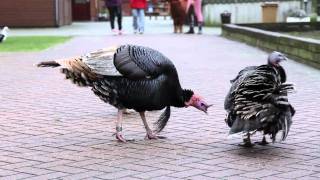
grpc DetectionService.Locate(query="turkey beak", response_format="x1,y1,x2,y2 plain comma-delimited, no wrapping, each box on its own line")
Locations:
195,100,212,114
281,56,288,61
278,54,288,63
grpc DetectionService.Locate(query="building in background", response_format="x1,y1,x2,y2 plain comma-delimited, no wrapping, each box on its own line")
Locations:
0,0,118,27
0,0,72,27
72,0,107,21
203,0,318,25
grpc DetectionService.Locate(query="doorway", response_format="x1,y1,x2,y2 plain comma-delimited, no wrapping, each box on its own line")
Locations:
72,0,91,21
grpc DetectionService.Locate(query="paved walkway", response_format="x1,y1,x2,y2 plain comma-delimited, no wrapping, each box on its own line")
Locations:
9,17,221,36
0,23,320,179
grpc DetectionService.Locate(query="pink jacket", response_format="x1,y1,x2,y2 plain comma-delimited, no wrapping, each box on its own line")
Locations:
186,0,203,22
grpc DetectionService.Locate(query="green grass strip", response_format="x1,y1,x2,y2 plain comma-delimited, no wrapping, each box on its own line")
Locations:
0,36,71,52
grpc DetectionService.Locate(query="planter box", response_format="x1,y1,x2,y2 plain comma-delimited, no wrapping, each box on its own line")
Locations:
286,17,310,23
222,24,320,69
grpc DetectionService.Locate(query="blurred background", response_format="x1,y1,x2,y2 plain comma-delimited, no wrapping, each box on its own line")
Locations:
0,0,318,27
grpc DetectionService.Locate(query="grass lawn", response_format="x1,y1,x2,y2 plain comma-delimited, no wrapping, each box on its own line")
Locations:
0,36,71,52
286,31,320,40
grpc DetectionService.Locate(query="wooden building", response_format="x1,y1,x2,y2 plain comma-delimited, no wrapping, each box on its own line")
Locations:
0,0,107,27
0,0,72,27
0,0,157,27
72,0,104,21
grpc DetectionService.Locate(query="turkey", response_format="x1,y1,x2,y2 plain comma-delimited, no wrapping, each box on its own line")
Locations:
224,51,295,147
38,44,211,142
0,26,9,43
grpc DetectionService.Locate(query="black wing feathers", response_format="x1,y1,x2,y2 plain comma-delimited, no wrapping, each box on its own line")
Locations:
114,45,174,79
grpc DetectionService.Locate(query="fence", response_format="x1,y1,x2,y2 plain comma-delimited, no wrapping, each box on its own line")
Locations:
203,0,301,25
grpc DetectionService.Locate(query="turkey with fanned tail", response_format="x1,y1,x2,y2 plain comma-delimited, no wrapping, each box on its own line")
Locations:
37,44,211,142
224,51,295,147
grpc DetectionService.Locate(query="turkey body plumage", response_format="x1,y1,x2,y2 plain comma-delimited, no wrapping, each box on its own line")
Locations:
92,74,184,112
225,63,295,144
62,45,187,113
38,44,209,142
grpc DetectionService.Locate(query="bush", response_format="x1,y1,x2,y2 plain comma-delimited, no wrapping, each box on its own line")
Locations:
310,13,318,23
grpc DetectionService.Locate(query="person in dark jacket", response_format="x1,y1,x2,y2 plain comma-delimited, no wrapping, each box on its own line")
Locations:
105,0,123,35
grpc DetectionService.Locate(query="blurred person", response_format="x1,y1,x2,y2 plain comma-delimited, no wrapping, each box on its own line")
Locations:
185,0,203,34
105,0,123,35
130,0,147,34
168,0,186,33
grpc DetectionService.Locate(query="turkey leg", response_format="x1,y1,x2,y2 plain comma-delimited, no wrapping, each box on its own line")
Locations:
115,109,127,142
139,112,159,140
255,135,269,145
239,133,254,147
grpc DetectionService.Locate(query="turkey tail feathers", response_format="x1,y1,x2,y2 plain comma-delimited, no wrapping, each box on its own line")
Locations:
279,83,296,94
154,106,171,133
37,57,97,87
37,61,60,67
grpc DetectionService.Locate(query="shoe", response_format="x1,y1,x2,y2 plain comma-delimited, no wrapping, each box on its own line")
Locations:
198,22,203,35
112,29,118,35
185,28,194,34
118,30,123,35
134,30,138,34
139,31,144,34
174,26,177,33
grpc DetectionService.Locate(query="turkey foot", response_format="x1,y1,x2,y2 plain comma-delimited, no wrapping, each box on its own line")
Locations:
239,141,255,147
239,133,254,147
115,109,134,142
140,111,166,140
145,131,167,140
123,108,131,114
255,136,269,145
145,131,158,140
114,132,135,142
115,132,127,143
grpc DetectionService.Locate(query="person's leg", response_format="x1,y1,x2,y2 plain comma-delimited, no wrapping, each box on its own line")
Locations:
185,5,195,34
198,22,203,34
138,9,145,33
107,7,116,30
194,0,204,34
132,9,138,33
173,20,178,33
116,6,123,33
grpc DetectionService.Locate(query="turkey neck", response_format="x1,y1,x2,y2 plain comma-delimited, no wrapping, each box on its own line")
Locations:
276,65,286,83
164,70,190,108
267,62,287,83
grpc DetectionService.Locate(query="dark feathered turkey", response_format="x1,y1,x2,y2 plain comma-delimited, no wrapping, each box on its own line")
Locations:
38,44,210,142
224,51,295,146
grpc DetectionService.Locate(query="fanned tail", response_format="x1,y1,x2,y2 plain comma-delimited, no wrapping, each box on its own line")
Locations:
154,106,171,133
279,83,296,94
259,83,295,142
276,83,295,142
37,57,97,87
280,109,292,141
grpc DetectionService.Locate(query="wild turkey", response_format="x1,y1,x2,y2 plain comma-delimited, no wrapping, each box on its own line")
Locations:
38,44,211,142
224,51,295,147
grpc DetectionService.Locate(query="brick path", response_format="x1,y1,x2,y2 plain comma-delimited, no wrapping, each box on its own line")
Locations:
0,34,320,179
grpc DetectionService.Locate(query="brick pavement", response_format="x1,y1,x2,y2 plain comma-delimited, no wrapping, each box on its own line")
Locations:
0,34,320,179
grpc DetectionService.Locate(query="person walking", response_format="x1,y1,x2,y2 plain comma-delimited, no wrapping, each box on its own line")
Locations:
105,0,123,35
185,0,203,34
130,0,147,34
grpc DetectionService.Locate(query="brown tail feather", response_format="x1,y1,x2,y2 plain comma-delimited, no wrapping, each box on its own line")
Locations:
37,61,60,67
